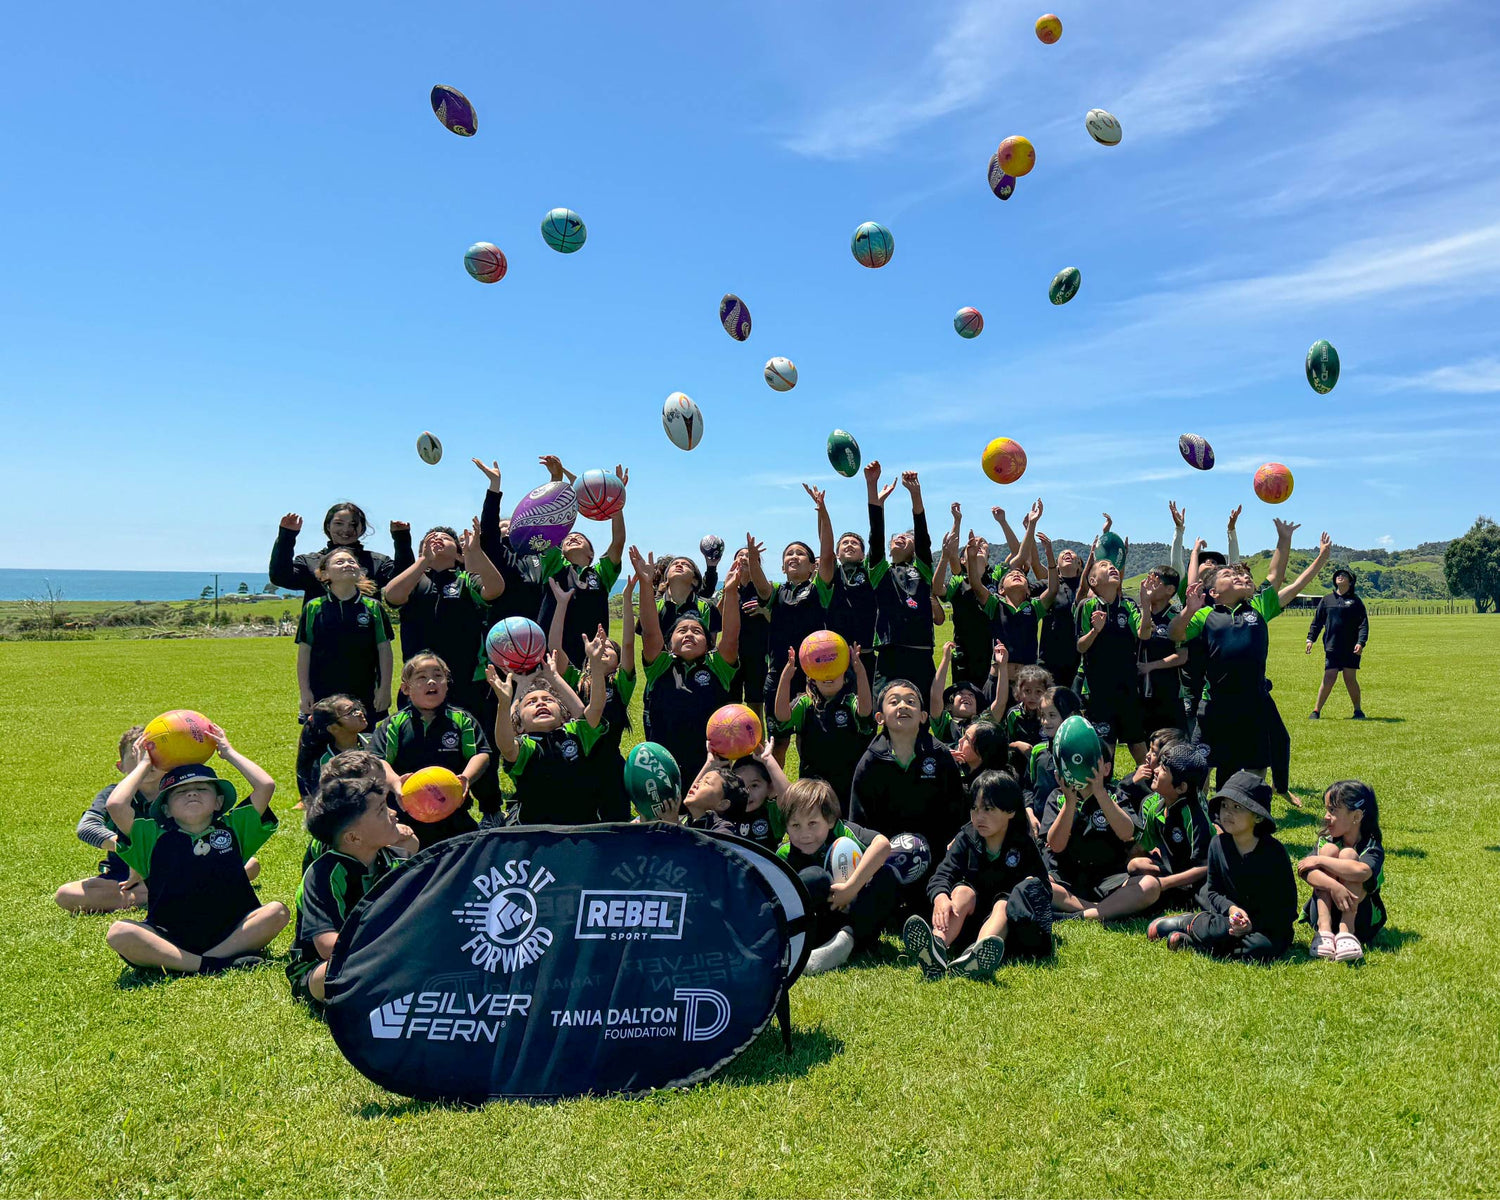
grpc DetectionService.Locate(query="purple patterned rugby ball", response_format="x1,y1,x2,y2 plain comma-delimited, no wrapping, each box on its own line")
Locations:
508,480,578,552
1178,433,1215,471
430,85,476,136
987,152,1016,200
719,293,751,342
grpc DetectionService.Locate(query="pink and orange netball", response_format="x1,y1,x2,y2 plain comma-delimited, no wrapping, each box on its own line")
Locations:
706,704,762,761
1254,463,1294,504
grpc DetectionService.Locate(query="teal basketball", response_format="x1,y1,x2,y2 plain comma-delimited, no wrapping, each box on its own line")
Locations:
851,222,894,269
541,208,587,254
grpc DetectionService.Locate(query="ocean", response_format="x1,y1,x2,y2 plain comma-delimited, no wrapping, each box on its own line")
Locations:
0,569,275,603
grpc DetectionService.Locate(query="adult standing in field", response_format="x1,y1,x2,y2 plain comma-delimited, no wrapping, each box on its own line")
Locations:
272,504,413,601
1307,568,1369,719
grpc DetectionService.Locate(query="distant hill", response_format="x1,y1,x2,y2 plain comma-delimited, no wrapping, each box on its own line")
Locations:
983,538,1455,601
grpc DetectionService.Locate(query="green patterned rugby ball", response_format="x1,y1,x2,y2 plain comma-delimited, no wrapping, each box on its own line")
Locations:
827,429,861,478
1306,339,1339,394
1054,714,1104,792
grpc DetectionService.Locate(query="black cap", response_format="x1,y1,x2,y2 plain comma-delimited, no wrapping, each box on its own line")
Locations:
943,681,983,708
1209,769,1276,832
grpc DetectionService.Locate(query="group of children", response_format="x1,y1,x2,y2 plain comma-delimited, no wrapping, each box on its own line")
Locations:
56,459,1389,997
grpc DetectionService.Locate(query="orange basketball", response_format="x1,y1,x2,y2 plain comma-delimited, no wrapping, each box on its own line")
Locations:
1253,462,1294,505
141,710,216,769
706,704,762,762
799,630,851,683
401,766,466,823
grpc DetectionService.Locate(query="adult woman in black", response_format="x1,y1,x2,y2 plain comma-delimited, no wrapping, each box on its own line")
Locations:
271,503,413,601
1306,567,1368,719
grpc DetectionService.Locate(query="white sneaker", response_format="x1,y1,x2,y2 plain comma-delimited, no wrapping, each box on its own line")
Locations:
1333,932,1364,962
1310,932,1337,959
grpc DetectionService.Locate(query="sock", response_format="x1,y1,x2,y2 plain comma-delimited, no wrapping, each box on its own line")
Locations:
805,928,855,975
196,955,230,975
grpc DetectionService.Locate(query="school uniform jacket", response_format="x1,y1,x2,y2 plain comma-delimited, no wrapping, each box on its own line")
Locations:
849,730,968,861
270,531,412,601
927,821,1050,905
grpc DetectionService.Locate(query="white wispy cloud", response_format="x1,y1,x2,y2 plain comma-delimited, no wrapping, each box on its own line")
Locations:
1372,356,1500,394
780,0,1009,159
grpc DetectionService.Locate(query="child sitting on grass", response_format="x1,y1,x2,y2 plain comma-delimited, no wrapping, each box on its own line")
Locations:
287,751,417,1009
777,778,896,974
1148,771,1296,963
903,770,1054,982
105,725,286,976
57,724,161,914
1025,685,1085,832
1001,664,1052,777
1298,780,1386,962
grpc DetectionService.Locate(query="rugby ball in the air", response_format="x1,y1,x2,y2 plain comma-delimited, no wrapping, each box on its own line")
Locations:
1053,714,1104,792
764,357,798,392
1049,266,1082,305
1035,13,1063,43
1178,433,1215,471
1085,109,1122,146
827,429,861,478
509,479,578,551
826,835,863,884
430,85,476,136
142,710,216,770
720,293,751,342
799,629,850,683
699,534,725,560
1254,462,1294,505
575,469,626,521
851,222,895,268
707,704,762,761
954,307,984,339
463,242,507,284
416,431,443,465
996,135,1036,178
1306,340,1340,394
981,436,1027,485
540,207,587,254
885,832,932,885
485,616,547,674
1097,530,1127,570
987,153,1016,200
400,766,466,823
663,392,704,451
624,741,684,821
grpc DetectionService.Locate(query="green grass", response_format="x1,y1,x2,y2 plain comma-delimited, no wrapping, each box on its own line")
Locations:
4,618,1498,1197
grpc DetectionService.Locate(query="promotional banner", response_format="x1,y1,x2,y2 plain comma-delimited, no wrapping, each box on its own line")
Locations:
324,823,804,1103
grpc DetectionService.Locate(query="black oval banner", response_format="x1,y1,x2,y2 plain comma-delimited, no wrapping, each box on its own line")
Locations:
325,822,794,1103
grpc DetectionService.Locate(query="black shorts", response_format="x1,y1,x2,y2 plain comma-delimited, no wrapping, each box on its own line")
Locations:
874,645,937,700
97,853,132,883
1195,693,1271,773
1051,871,1130,905
287,958,327,1012
1140,689,1187,735
1324,649,1361,671
1083,685,1145,747
120,917,243,959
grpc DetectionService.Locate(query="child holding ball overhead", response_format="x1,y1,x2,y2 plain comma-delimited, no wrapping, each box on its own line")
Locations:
773,639,873,815
865,468,939,699
1297,780,1386,962
105,725,286,975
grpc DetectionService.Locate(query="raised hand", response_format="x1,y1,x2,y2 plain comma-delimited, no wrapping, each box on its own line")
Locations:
627,544,651,577
1273,517,1301,543
390,519,410,536
803,482,827,510
583,626,607,664
280,512,303,532
1169,501,1185,531
548,576,573,603
744,534,764,565
1026,498,1043,526
1228,505,1243,531
951,501,962,522
472,458,502,490
900,470,920,494
991,506,1006,525
539,454,565,481
615,463,630,487
1193,537,1207,554
1037,531,1054,561
486,664,514,705
1317,531,1332,557
1101,513,1113,535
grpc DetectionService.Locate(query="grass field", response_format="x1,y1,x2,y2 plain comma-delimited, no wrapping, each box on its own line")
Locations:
5,617,1499,1197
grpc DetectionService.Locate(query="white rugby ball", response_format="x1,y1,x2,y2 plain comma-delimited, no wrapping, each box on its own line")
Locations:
826,835,862,884
764,357,798,392
1086,108,1122,146
662,392,704,451
416,431,443,465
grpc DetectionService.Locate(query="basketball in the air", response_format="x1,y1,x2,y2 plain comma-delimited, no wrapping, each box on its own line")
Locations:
142,710,216,770
982,437,1028,485
463,242,507,283
1254,463,1294,504
540,208,587,254
486,616,548,673
799,630,850,683
954,307,984,338
851,222,895,268
576,469,626,520
401,766,466,823
706,704,762,761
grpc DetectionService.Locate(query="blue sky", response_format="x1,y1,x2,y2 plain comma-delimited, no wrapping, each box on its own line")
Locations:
2,0,1498,572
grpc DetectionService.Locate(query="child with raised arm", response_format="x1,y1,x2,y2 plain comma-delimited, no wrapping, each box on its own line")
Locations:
105,725,286,975
903,770,1054,981
1298,780,1386,962
777,778,897,974
382,518,505,716
821,462,891,686
1137,565,1188,735
747,484,835,763
535,463,628,666
1073,557,1151,767
972,501,1058,693
866,469,939,698
942,517,996,689
774,639,873,814
488,627,626,826
929,641,1006,748
295,548,393,723
1150,771,1296,963
1170,523,1331,785
634,543,744,786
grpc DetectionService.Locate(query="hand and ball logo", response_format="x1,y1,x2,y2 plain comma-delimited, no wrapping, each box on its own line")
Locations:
441,731,460,750
561,739,580,761
452,858,557,975
693,670,712,686
921,758,937,777
1091,810,1109,830
1005,848,1021,868
834,710,850,727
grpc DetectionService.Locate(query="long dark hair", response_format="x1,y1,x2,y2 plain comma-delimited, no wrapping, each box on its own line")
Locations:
323,501,370,541
970,769,1028,842
1325,779,1381,845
